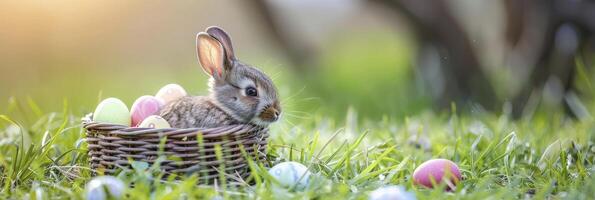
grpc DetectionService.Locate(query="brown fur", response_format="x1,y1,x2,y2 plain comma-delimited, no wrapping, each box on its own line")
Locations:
160,96,237,128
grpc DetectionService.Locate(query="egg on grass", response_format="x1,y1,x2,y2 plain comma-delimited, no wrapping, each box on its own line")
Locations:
369,186,416,200
85,176,126,200
268,161,312,190
93,98,131,126
412,159,461,190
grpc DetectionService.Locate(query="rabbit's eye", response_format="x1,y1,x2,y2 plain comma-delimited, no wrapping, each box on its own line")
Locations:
245,87,258,97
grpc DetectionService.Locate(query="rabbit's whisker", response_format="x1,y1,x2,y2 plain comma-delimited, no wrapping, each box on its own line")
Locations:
282,113,310,120
282,110,312,117
270,71,283,82
283,110,311,115
281,99,321,107
281,86,307,103
281,97,322,107
282,118,302,131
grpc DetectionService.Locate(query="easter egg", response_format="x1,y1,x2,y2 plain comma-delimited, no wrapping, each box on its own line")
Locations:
155,84,187,104
138,115,171,128
369,186,416,200
268,161,311,190
85,176,126,200
412,159,461,190
93,98,131,126
130,95,163,127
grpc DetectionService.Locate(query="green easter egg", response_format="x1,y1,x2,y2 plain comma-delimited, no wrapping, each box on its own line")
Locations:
93,98,131,126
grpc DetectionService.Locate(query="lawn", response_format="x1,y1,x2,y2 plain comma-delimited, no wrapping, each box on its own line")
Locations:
0,97,593,199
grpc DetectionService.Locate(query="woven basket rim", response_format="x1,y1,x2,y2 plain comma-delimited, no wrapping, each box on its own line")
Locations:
82,113,265,134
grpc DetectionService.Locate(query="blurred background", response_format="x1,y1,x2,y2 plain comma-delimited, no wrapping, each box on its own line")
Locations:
1,0,594,122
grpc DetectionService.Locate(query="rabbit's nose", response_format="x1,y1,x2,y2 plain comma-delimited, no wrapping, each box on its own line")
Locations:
259,107,280,122
271,110,280,121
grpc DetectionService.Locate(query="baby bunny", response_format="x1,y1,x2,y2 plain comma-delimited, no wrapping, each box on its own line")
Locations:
160,26,281,128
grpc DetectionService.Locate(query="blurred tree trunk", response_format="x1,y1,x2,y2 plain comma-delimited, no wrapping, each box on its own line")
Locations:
370,0,498,110
244,0,594,117
505,0,595,118
243,0,314,72
248,0,499,110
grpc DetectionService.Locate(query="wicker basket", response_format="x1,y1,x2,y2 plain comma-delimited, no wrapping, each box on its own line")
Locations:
82,115,269,183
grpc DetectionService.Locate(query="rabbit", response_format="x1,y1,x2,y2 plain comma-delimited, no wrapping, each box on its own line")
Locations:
160,26,281,129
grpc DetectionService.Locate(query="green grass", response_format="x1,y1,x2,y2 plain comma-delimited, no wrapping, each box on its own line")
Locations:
0,97,593,199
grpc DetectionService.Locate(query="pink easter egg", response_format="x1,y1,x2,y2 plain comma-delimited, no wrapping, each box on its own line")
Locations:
130,95,163,127
412,159,461,190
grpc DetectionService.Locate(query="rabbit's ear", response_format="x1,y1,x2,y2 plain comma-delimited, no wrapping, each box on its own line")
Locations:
206,26,236,64
196,32,225,79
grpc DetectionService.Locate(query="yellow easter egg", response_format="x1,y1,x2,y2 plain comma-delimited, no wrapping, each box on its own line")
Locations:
138,115,171,128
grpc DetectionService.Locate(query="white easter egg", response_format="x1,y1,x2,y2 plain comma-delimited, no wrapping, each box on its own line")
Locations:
138,115,171,128
155,84,187,104
268,161,311,190
93,98,131,126
85,176,126,200
369,186,417,200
